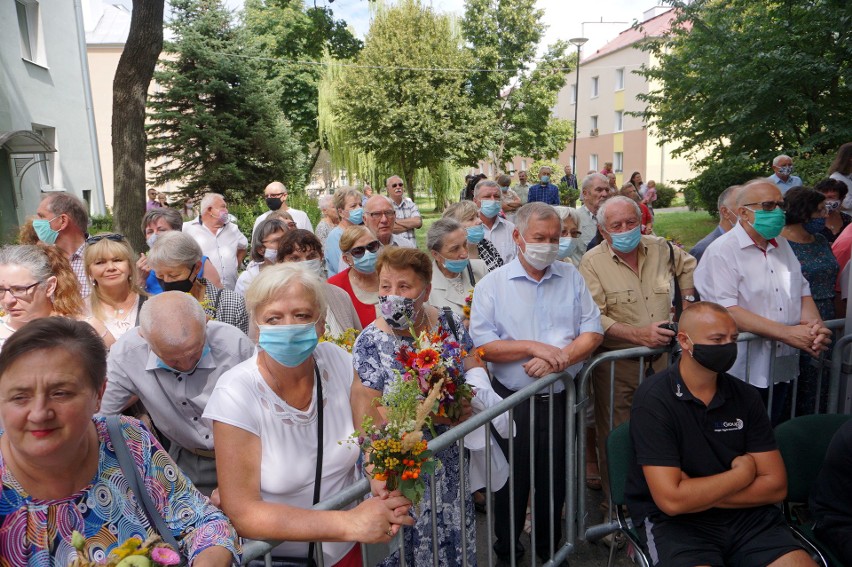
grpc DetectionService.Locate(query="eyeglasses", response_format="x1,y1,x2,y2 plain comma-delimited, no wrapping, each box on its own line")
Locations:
390,183,404,188
86,233,126,245
567,230,582,238
266,192,286,199
743,201,786,212
347,240,381,258
0,281,41,300
366,210,397,220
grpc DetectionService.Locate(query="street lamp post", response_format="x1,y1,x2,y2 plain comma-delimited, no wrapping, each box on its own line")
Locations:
569,37,588,179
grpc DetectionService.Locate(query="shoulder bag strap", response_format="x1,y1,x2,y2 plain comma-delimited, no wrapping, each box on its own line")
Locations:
667,241,683,322
105,416,186,563
442,307,461,343
466,261,476,286
213,288,225,319
307,361,323,566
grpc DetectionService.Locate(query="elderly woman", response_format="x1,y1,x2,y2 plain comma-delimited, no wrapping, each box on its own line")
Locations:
138,207,222,293
85,233,148,340
328,225,382,329
620,183,654,234
204,264,413,566
316,193,340,244
554,206,584,265
277,229,362,336
0,316,239,565
814,178,852,243
426,218,486,320
236,218,289,296
325,188,364,275
352,247,490,565
442,200,504,272
0,244,113,348
147,231,249,334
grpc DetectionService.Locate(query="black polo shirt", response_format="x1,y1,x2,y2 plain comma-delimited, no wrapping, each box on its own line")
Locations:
625,364,777,523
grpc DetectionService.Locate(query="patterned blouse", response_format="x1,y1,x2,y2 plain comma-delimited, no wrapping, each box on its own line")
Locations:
202,278,249,335
477,239,504,273
0,416,239,566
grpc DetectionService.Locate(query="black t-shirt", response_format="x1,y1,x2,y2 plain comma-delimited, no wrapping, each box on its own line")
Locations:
625,364,777,523
810,419,852,530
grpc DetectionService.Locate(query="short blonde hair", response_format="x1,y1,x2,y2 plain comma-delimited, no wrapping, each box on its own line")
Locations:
340,225,372,253
245,263,327,319
333,187,363,212
443,200,478,223
84,235,147,321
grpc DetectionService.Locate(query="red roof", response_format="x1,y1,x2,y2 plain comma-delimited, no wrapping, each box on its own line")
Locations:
582,9,678,64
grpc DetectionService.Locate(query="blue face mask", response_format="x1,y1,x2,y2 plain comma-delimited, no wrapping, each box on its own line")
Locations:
348,208,364,225
479,199,502,219
466,224,485,244
540,175,550,184
557,236,576,260
33,217,60,245
156,343,211,374
259,321,319,367
437,253,469,274
610,226,642,253
803,217,826,235
351,249,378,274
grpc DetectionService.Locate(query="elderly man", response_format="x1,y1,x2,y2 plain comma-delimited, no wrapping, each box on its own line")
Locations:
101,292,255,494
577,173,612,250
363,194,415,248
474,179,517,262
527,166,560,205
579,195,697,498
252,181,313,240
34,193,91,297
471,202,603,563
626,302,817,567
512,170,531,203
183,192,248,290
385,175,422,246
497,173,522,221
768,154,803,195
690,185,742,263
695,180,830,414
560,164,578,190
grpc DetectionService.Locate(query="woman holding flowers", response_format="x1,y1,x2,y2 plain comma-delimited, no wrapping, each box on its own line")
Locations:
352,247,486,565
204,264,414,566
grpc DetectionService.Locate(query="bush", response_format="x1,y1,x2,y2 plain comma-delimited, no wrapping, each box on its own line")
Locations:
683,185,702,211
229,192,322,242
90,214,115,234
793,151,834,186
653,183,678,208
558,181,580,207
681,154,764,214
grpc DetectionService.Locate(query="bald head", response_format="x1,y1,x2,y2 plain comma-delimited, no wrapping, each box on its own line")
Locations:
363,195,396,244
265,181,287,197
677,302,739,360
139,291,207,366
736,180,781,208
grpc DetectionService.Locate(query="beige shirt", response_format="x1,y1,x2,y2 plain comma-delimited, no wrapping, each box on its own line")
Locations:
428,259,488,318
579,235,696,350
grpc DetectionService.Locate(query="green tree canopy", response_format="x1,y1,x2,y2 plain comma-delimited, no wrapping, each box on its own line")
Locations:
146,0,307,202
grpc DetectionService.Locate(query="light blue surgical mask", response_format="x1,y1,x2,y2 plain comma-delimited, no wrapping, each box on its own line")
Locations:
466,224,485,244
437,253,469,274
348,208,364,224
557,236,576,260
540,175,550,184
609,226,642,253
258,320,319,367
479,199,502,219
351,249,378,274
156,343,211,374
33,217,60,245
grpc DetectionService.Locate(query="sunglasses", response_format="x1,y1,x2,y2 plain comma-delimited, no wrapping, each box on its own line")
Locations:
86,233,126,245
743,201,786,212
348,240,381,258
390,183,404,188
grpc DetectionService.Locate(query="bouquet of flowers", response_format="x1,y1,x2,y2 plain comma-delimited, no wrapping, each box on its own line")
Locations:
462,289,474,319
395,328,474,423
68,532,181,567
319,328,361,353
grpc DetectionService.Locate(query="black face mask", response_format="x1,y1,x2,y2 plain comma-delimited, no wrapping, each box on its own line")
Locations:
687,338,738,374
265,197,283,211
158,266,197,294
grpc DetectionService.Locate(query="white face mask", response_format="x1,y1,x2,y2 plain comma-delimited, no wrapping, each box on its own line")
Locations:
263,248,278,263
300,258,324,277
521,236,559,270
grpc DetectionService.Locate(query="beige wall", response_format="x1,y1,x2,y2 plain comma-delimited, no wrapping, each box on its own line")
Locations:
87,45,122,208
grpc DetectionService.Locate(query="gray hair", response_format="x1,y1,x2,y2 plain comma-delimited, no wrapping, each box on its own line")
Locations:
250,218,290,263
141,207,183,235
581,173,608,194
773,154,792,167
332,187,363,211
717,185,741,211
139,291,207,346
597,195,641,229
474,179,501,200
245,262,327,320
146,231,202,271
42,193,89,233
317,194,334,211
426,218,464,252
0,244,53,283
364,195,395,212
515,202,560,236
554,206,581,228
443,200,479,223
199,192,224,214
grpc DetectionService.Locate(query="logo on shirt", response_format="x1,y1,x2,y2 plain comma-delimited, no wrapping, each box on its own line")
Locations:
675,384,683,397
713,418,744,432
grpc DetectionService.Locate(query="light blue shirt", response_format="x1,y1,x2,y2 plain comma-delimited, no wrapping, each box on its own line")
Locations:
768,173,803,195
469,258,603,392
324,226,344,275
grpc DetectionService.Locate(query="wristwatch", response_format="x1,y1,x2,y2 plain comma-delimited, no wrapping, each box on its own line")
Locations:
683,294,697,303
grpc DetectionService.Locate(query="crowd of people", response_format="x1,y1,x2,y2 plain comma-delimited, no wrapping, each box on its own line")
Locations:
1,142,851,566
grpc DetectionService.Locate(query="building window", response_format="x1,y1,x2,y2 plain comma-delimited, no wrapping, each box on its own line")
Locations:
570,83,577,104
614,152,624,173
521,159,527,171
591,76,599,98
15,0,41,64
32,126,55,189
488,163,494,176
615,68,625,90
615,110,624,132
590,115,598,131
590,154,598,172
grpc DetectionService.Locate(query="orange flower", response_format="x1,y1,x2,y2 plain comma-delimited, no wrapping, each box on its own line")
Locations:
374,472,388,481
415,349,441,370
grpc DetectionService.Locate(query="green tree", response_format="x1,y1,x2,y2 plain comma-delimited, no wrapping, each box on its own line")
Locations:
146,0,307,202
335,0,488,199
636,0,852,169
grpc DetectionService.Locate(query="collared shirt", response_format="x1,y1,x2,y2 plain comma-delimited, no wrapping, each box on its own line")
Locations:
183,217,248,290
146,200,162,211
428,258,487,318
767,173,803,195
512,183,530,203
70,241,91,298
483,216,517,263
469,259,603,392
526,183,560,205
695,223,810,388
252,207,314,240
689,225,725,263
101,321,256,451
390,197,421,246
560,174,578,190
578,205,598,247
579,235,696,350
391,234,416,248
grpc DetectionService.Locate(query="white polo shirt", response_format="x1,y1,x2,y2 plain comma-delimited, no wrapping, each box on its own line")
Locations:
183,218,248,290
484,216,517,263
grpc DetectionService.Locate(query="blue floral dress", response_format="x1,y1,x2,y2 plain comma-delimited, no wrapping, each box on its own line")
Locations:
352,312,477,566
